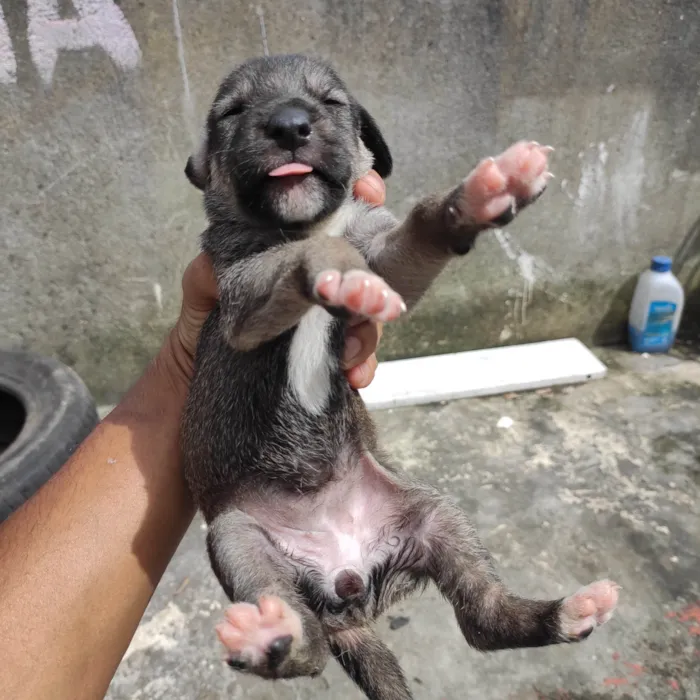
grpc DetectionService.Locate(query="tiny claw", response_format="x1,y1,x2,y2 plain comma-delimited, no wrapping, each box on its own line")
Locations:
530,140,541,147
267,635,293,669
400,301,407,313
545,171,555,180
542,145,555,154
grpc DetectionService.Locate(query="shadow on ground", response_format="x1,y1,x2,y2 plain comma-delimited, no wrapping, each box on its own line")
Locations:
107,350,700,700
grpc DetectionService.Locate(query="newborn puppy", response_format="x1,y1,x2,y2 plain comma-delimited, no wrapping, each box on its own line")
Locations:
181,54,619,700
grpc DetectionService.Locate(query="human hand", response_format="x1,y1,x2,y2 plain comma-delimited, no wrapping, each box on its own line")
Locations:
164,170,387,390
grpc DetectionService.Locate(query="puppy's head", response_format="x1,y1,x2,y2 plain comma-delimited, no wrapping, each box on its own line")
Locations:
185,54,392,225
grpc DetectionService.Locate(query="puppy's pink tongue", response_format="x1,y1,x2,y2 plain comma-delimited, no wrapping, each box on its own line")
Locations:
268,163,313,177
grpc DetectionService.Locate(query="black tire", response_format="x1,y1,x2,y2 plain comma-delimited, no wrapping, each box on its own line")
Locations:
0,349,99,522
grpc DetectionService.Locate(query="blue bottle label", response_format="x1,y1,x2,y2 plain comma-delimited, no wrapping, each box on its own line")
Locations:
629,301,677,352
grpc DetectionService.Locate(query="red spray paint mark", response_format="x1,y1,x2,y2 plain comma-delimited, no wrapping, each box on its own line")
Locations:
603,678,629,687
688,625,700,636
611,651,621,661
678,604,700,624
668,679,680,691
623,662,645,676
665,611,678,619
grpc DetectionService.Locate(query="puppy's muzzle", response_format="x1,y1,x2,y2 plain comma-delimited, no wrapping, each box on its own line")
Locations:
266,104,312,151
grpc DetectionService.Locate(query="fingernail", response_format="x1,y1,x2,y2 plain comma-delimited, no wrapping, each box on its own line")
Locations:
343,336,362,364
364,171,384,196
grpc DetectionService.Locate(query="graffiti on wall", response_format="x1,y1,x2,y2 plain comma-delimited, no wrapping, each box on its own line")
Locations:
0,0,141,85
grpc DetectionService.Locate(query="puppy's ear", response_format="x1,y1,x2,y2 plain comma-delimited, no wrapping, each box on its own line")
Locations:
355,104,393,178
184,133,209,190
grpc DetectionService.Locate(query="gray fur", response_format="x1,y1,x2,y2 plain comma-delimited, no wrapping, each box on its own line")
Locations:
181,55,588,700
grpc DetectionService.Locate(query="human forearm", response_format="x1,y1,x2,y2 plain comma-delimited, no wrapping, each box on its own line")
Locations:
0,338,194,700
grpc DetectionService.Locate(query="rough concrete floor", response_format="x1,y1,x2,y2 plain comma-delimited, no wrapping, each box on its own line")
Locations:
107,349,700,700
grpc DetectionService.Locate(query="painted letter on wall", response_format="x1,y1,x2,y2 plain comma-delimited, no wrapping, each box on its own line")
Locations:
25,0,141,84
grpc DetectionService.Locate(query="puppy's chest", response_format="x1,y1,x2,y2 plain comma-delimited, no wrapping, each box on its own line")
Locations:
287,306,345,416
286,203,358,415
306,202,355,239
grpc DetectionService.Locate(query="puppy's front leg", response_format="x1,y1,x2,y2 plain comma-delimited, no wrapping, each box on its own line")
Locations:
351,141,553,309
213,236,405,351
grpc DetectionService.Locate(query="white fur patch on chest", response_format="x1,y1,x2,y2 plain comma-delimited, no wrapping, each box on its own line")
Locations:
288,305,334,414
308,202,355,238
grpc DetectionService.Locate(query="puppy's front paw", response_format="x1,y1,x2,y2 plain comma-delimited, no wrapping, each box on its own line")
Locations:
558,579,620,642
313,269,406,322
449,141,554,230
216,596,302,678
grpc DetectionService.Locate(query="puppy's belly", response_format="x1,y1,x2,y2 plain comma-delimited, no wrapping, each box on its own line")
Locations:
242,453,404,582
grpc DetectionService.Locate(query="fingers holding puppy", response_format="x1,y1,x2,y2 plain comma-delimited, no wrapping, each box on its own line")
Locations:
353,170,386,208
342,318,383,389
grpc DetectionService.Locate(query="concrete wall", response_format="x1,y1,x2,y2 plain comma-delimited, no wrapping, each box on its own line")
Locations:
1,0,699,402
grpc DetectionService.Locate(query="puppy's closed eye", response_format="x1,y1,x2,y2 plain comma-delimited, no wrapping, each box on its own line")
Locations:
323,95,347,108
220,103,247,120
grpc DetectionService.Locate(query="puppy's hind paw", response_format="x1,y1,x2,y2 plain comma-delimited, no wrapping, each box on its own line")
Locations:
314,269,406,322
558,579,621,642
216,596,303,678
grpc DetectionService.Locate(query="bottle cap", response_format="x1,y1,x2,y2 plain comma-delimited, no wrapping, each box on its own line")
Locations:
651,255,672,272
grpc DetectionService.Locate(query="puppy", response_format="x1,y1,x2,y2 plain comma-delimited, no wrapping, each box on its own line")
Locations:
181,54,619,700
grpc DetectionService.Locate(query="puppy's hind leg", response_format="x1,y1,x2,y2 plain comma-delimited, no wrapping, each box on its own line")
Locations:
415,495,620,651
329,627,414,700
207,507,328,679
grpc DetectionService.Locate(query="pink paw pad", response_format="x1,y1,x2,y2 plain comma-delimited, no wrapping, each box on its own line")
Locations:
559,579,620,641
216,595,302,671
460,141,554,224
314,269,406,322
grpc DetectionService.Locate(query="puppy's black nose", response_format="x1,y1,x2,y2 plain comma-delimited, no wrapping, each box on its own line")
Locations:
266,106,312,150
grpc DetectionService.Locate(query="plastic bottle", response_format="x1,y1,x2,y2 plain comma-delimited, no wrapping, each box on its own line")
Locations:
628,255,685,353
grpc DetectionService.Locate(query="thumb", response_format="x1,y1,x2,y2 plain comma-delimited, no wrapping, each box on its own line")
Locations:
176,252,219,359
